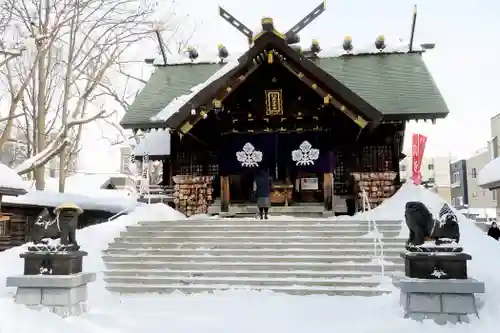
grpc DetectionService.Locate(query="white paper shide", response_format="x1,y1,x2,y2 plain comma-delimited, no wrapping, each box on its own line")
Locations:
292,141,319,166
236,143,263,167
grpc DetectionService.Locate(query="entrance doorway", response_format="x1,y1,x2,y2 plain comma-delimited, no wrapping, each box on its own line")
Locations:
223,133,328,205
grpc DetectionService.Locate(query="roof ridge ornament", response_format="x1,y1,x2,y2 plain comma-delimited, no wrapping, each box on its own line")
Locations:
218,2,326,47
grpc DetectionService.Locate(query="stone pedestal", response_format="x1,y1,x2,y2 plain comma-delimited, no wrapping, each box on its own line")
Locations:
21,251,87,275
401,252,471,279
396,279,485,324
6,272,96,317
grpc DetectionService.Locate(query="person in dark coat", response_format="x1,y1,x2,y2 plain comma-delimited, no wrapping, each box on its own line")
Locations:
487,222,500,241
254,169,272,219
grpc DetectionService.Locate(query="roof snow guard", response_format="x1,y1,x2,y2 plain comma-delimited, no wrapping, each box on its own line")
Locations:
478,157,500,190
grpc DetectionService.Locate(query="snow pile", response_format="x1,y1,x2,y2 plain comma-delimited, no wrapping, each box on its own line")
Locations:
2,187,500,332
478,156,500,189
0,163,27,191
358,183,500,315
151,58,240,122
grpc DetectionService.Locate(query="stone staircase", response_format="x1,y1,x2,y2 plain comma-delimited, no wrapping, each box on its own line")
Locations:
103,218,406,296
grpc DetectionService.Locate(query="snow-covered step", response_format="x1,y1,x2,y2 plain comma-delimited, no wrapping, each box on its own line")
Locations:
102,254,403,264
104,261,401,272
104,283,391,296
103,248,405,257
103,269,379,279
108,241,405,250
134,222,401,230
104,275,384,288
114,236,405,244
120,230,400,237
104,215,404,296
127,225,400,233
140,219,402,225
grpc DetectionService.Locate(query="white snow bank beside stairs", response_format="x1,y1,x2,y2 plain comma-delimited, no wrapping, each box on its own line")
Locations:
357,183,500,319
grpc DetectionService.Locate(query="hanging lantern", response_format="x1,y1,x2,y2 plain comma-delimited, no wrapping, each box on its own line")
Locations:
375,35,386,50
213,99,222,108
190,109,196,115
311,39,321,53
218,44,229,59
186,46,199,60
343,36,353,52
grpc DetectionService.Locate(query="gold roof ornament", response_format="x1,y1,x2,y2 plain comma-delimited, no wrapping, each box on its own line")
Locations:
311,39,321,53
54,203,84,214
375,35,386,50
343,35,353,52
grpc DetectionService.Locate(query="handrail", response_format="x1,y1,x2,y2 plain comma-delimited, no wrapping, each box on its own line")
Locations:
361,189,385,277
108,208,131,222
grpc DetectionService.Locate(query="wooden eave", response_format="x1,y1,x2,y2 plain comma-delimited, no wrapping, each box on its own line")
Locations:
382,112,449,122
165,31,384,132
0,187,27,197
121,120,167,131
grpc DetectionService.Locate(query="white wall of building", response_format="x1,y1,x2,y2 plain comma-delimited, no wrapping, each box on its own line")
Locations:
399,156,452,186
466,149,496,208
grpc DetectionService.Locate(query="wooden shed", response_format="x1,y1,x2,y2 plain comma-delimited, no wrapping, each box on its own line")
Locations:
0,163,29,250
0,188,137,251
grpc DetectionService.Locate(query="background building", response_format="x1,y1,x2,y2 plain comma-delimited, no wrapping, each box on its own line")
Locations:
449,159,468,208
399,155,452,201
465,149,496,208
119,146,133,175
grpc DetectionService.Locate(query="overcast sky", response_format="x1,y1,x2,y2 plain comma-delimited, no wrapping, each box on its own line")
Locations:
80,0,500,172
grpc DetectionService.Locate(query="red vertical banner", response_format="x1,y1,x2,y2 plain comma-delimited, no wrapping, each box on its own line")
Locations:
411,133,427,185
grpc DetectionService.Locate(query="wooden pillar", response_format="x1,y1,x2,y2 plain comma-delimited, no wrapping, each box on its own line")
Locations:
162,159,171,186
323,173,333,212
220,176,230,212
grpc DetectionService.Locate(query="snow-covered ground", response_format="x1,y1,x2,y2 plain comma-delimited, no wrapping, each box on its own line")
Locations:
1,184,500,333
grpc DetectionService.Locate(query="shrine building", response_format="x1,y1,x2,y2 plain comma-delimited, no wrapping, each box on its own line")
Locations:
120,3,449,216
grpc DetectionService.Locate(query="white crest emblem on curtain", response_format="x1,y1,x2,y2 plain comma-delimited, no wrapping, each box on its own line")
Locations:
291,141,320,166
236,142,263,167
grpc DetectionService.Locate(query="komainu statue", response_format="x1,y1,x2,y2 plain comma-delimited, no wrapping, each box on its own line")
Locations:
30,203,83,251
405,201,460,249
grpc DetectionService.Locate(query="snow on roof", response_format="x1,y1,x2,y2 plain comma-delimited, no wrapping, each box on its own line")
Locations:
133,129,171,156
0,163,27,195
478,156,500,189
27,174,136,193
153,50,242,66
153,38,422,66
150,38,422,123
3,189,137,214
151,58,240,122
317,39,422,58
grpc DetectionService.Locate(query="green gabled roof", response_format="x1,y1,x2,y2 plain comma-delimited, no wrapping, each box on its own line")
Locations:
120,52,449,129
314,53,448,119
120,63,225,129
